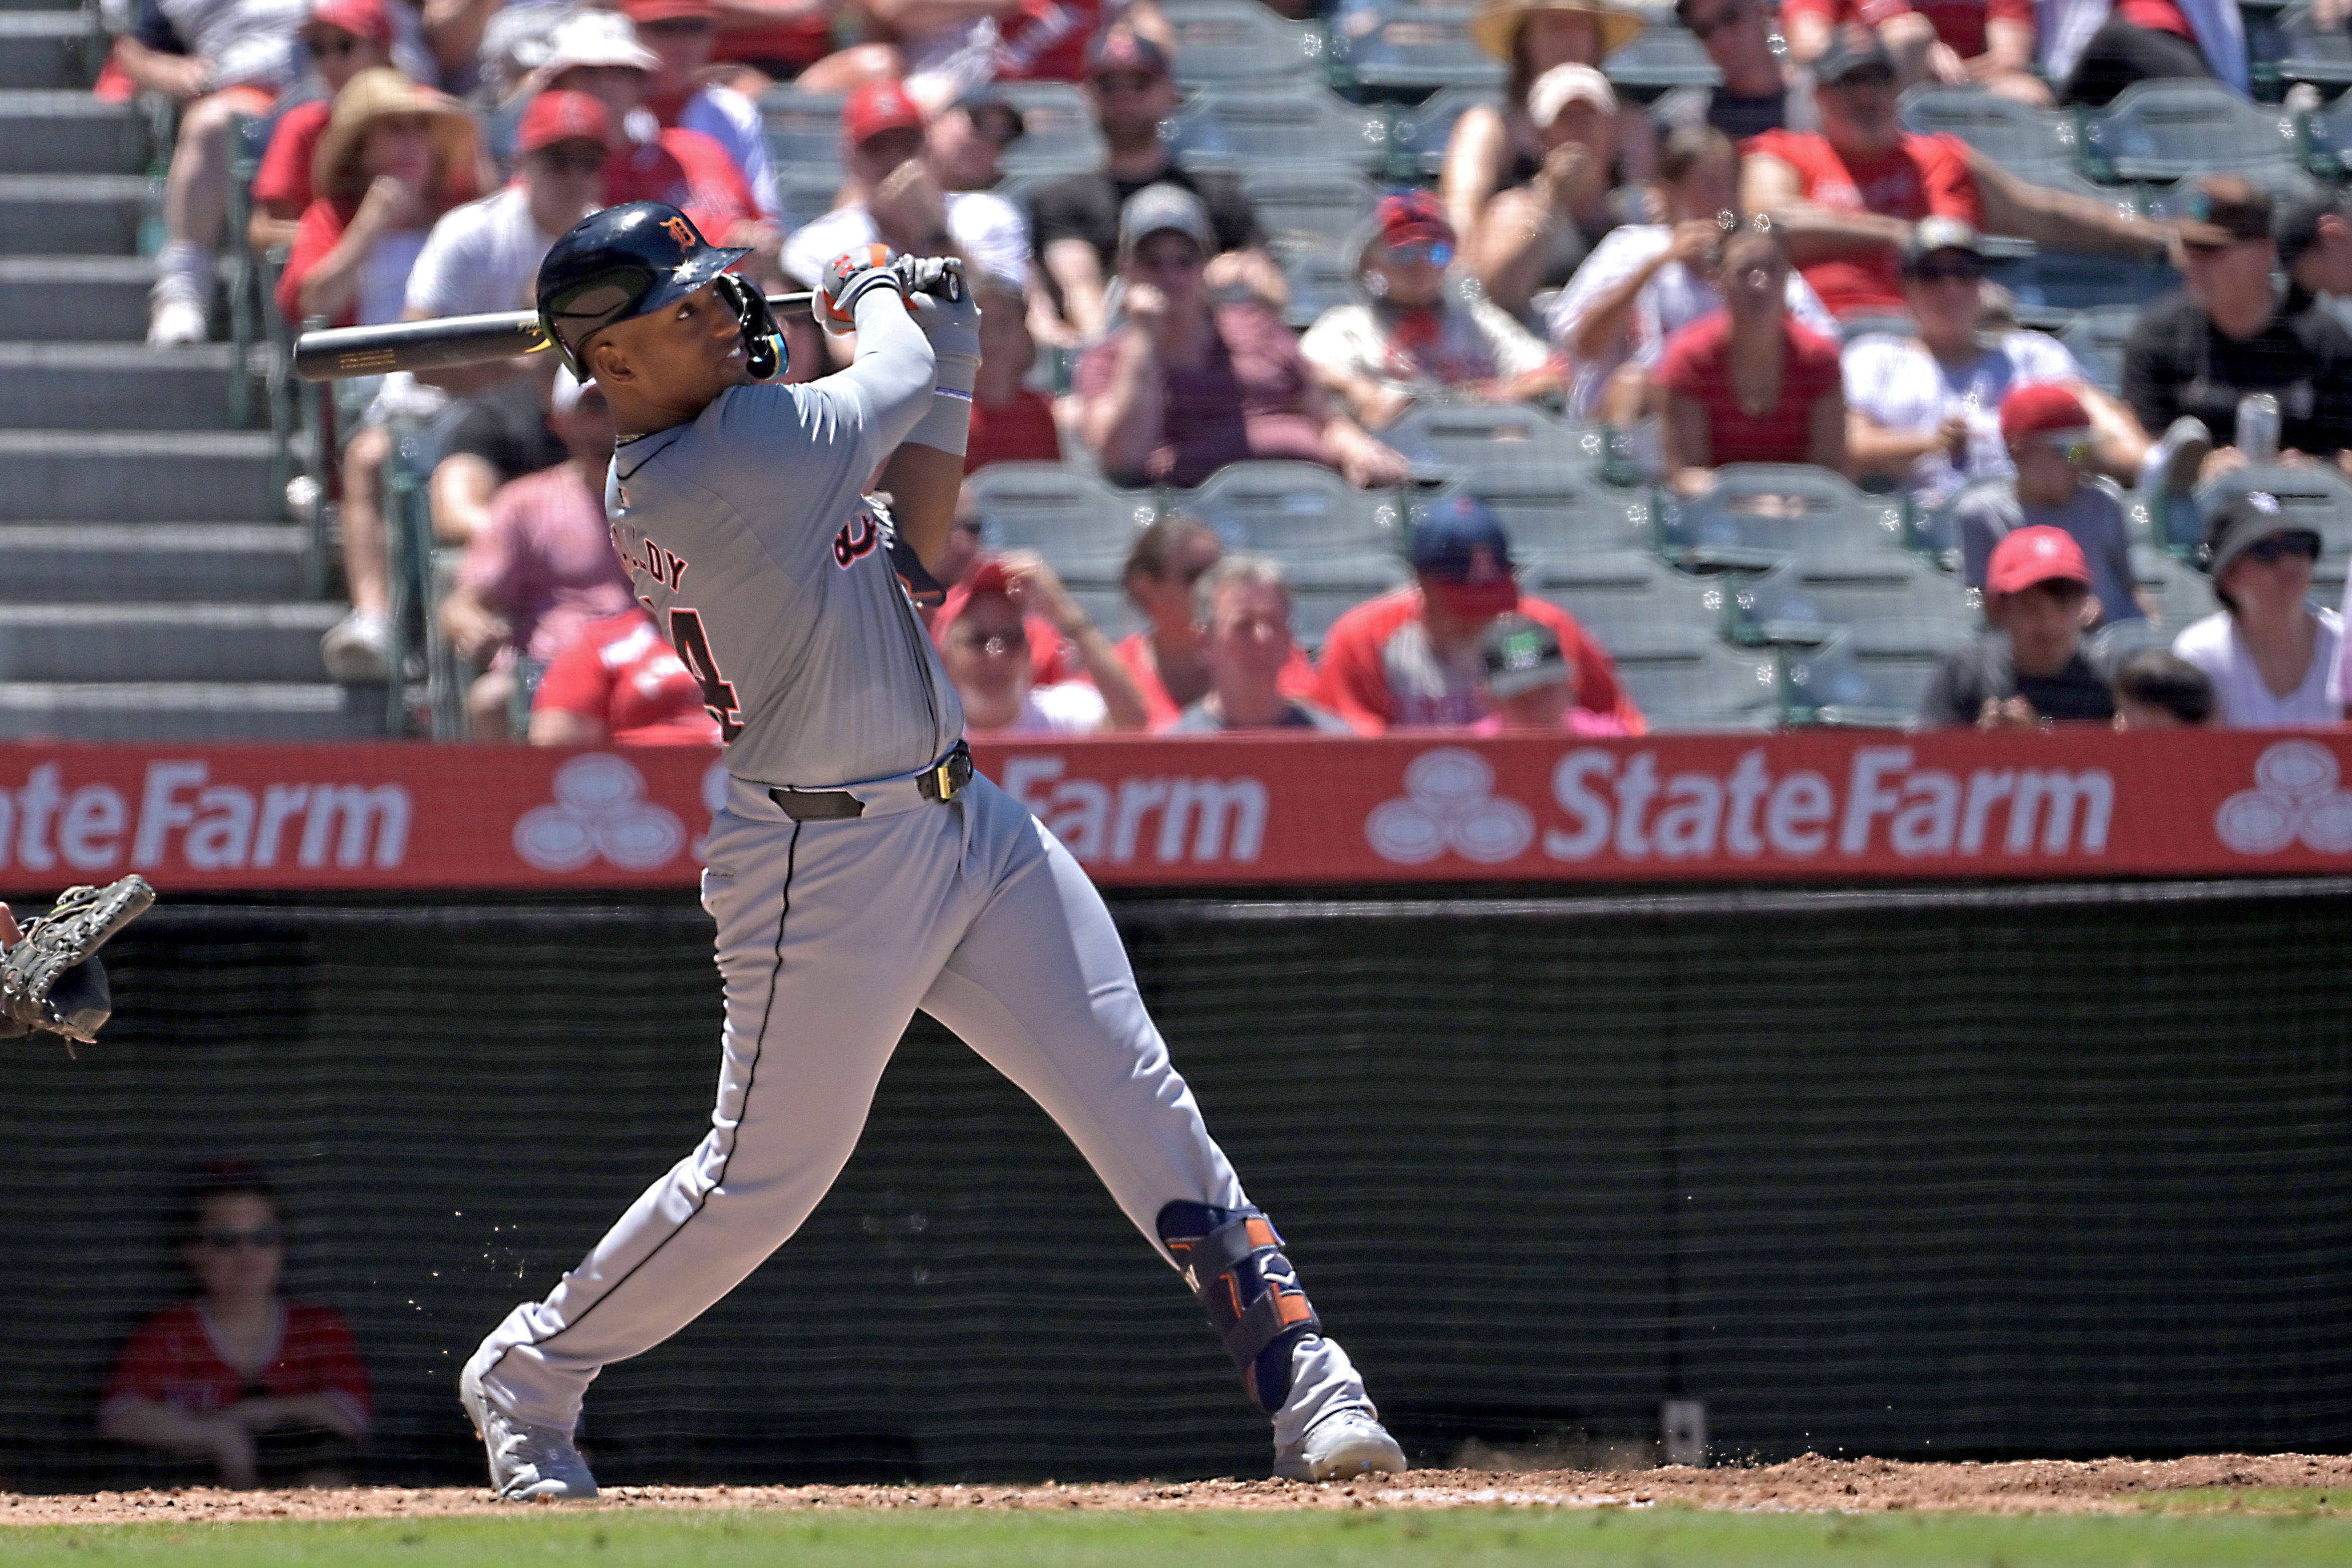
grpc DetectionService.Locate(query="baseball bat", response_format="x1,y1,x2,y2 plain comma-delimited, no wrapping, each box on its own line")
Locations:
293,292,815,381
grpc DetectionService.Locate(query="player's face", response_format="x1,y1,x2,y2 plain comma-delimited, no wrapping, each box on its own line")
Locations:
185,1192,285,1309
590,282,754,431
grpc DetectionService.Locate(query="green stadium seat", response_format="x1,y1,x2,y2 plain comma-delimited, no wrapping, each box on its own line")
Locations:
1278,246,1356,330
1602,25,1722,99
2303,85,2352,176
1599,625,1782,732
1183,461,1410,588
2084,615,2174,677
1779,621,1968,728
1658,466,1913,569
1384,401,1604,494
2078,79,2302,183
1726,551,1976,647
996,82,1107,183
1161,0,1327,89
966,462,1161,582
1328,3,1505,101
759,89,846,175
2058,304,2138,395
2129,545,2220,627
1898,85,2080,181
2140,166,2322,219
2275,3,2352,93
1388,85,1495,179
1533,550,1732,646
1239,166,1385,256
1169,83,1395,175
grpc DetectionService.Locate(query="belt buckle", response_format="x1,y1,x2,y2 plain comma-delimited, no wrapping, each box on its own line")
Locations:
930,757,961,803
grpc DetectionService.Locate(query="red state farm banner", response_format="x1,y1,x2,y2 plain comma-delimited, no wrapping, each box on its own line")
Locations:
0,731,2347,893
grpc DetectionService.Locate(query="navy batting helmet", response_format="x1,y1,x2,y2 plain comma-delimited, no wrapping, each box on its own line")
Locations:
536,202,752,378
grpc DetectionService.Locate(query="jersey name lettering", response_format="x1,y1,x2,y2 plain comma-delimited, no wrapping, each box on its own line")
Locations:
611,525,690,592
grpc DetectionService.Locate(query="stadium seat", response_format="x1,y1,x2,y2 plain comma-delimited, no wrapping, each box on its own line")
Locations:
1898,85,2080,181
996,82,1107,182
1168,84,1395,175
1240,166,1385,255
1160,0,1327,88
1279,246,1357,330
760,90,847,176
2083,615,2174,677
1601,25,1721,99
1657,466,1913,568
2274,3,2352,93
1533,550,1732,646
2078,79,2302,183
2304,86,2352,177
2130,544,2220,627
2189,464,2352,586
1778,621,1967,728
1599,625,1781,732
2141,166,2322,219
1183,461,1410,587
1986,245,2180,329
1382,400,1598,479
2057,304,2138,396
1327,2,1505,100
1726,551,1976,646
967,462,1162,582
774,167,845,233
1388,85,1495,179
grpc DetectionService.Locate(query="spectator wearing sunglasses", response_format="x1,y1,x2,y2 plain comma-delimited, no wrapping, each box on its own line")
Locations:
248,0,402,255
1744,30,2175,319
99,1163,371,1489
2124,178,2352,497
1956,382,2146,627
2175,493,2346,727
1922,526,2115,729
1301,192,1555,432
1845,219,2146,509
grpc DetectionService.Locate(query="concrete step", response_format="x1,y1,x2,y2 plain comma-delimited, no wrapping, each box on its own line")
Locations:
0,429,276,521
0,524,307,601
0,681,386,741
0,12,86,92
0,343,237,429
0,256,155,340
0,90,139,174
0,173,144,255
0,602,342,681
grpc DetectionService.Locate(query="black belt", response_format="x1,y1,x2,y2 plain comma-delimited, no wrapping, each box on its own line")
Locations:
769,741,972,822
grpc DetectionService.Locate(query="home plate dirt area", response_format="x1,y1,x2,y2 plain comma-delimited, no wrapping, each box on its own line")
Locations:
5,1453,2350,1525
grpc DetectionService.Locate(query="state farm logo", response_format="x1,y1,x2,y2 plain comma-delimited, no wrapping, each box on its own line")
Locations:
514,754,685,873
1366,749,1534,864
2215,741,2352,856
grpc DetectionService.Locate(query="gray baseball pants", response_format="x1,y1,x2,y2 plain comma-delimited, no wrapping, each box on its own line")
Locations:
469,767,1370,1453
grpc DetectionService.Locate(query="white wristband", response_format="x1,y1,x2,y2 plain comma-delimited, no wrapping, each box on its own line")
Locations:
907,352,978,458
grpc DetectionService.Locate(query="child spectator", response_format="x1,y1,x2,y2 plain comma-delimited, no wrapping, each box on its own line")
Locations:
438,371,639,740
1163,557,1355,733
2111,647,2216,729
1075,185,1410,488
1921,525,2115,727
1954,382,2144,627
99,1163,370,1490
2176,493,2346,727
939,555,1150,734
1301,192,1555,432
1315,496,1644,732
1471,615,1632,734
1655,222,1848,494
248,0,401,255
530,609,725,745
964,277,1063,472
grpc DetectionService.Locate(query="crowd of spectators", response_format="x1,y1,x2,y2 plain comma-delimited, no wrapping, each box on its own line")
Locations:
111,0,2352,737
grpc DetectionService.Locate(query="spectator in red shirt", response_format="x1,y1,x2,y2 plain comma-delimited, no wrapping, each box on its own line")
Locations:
98,1163,370,1490
1315,495,1645,733
1782,0,2049,104
1657,221,1849,492
248,0,400,256
940,555,1151,734
1114,513,1319,727
1075,184,1410,488
438,370,639,740
531,610,725,745
965,275,1063,473
1743,31,2173,317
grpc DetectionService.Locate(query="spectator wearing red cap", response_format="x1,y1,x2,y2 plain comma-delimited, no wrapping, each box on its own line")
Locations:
1315,496,1644,733
619,0,778,220
1655,221,1848,494
532,610,725,745
1921,525,2115,728
1955,381,2145,627
781,78,1030,317
938,555,1150,735
248,0,400,255
1300,192,1555,432
1030,28,1283,340
1844,218,2147,509
1743,30,2173,318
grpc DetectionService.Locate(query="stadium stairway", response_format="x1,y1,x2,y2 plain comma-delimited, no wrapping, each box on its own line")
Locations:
0,0,377,741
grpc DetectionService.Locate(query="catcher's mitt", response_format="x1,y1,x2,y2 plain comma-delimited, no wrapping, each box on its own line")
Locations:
1,875,155,1048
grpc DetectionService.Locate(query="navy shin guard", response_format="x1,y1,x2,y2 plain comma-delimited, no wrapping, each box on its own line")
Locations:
1157,1202,1320,1414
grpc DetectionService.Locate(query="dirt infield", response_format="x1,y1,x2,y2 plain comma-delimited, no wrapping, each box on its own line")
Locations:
3,1453,2347,1527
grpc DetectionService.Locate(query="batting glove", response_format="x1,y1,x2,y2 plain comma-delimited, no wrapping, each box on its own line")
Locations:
898,257,981,371
816,243,906,336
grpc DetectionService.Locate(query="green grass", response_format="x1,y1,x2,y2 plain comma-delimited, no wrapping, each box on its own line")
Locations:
4,1506,2352,1566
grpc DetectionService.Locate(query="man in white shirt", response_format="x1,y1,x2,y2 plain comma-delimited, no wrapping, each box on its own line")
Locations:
406,89,610,330
1843,217,2145,509
622,0,779,219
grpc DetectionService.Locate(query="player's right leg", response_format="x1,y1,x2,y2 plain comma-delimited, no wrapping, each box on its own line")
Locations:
918,777,1406,1481
462,790,971,1498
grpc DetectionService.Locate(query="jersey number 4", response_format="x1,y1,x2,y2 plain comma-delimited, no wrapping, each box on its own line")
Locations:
668,608,744,743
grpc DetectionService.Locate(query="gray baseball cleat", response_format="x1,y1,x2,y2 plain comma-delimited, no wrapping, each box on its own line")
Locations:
1273,1405,1409,1482
461,1361,598,1500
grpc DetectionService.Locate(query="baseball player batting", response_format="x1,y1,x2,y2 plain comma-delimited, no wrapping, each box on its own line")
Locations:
458,202,1406,1498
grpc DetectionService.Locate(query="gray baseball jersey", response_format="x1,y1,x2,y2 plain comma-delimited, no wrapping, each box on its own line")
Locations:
602,302,962,788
